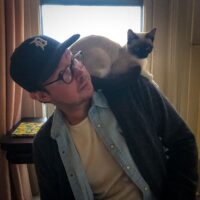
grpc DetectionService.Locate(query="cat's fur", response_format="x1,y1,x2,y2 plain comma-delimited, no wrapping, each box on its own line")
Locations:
70,28,156,81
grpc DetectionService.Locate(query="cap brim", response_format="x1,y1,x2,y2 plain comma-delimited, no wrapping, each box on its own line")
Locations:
39,34,80,86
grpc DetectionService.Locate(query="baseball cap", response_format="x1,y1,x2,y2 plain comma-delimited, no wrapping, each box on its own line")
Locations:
10,34,80,92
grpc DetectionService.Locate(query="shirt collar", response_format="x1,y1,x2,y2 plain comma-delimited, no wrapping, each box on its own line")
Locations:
50,91,109,139
50,108,66,139
92,90,109,108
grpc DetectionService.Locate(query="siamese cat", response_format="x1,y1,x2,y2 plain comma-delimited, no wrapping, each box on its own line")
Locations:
70,28,156,82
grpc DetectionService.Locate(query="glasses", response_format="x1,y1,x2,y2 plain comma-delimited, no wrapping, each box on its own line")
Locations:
42,51,84,87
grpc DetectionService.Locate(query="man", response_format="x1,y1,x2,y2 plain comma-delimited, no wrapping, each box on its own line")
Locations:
10,34,198,200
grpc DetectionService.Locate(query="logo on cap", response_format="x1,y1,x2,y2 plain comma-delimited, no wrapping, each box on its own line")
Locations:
30,37,47,50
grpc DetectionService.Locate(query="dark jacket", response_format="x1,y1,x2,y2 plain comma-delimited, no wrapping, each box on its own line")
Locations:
33,73,198,200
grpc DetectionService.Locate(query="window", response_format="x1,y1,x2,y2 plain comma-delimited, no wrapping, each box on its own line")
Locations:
41,5,142,45
40,0,143,117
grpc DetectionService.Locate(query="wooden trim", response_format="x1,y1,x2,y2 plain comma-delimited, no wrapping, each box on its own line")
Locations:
40,0,143,6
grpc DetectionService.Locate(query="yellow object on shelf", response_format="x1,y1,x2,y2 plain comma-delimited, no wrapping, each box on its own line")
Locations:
12,122,43,137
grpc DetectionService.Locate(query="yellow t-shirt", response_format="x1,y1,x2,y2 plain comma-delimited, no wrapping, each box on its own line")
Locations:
68,117,142,200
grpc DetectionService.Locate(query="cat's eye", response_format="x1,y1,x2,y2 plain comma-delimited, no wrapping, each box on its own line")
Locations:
146,46,152,51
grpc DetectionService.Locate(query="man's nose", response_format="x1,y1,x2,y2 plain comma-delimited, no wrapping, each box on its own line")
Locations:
73,61,84,77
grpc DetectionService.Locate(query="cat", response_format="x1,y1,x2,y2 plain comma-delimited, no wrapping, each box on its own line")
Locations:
70,28,156,82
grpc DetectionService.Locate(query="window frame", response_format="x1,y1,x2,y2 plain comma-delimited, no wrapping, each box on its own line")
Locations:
40,0,143,6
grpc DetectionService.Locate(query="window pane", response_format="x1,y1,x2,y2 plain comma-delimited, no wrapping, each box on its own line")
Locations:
41,5,142,45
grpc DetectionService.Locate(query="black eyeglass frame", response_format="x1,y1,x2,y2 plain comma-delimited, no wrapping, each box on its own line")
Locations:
42,51,83,87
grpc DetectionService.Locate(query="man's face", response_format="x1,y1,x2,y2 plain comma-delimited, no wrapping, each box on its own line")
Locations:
42,49,94,108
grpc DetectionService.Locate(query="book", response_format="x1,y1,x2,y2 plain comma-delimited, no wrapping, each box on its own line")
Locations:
12,122,44,137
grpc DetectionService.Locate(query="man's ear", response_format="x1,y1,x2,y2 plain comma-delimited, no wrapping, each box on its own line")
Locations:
29,91,51,103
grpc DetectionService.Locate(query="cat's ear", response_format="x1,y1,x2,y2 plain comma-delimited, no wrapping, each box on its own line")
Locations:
146,28,157,41
127,29,139,44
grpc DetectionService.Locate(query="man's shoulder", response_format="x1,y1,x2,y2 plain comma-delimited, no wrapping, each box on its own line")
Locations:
33,115,54,146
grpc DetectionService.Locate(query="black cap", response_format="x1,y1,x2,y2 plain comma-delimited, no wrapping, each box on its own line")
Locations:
10,34,80,92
